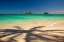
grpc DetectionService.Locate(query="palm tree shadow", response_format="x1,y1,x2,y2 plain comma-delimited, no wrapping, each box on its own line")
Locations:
25,33,64,42
0,26,64,42
25,29,64,42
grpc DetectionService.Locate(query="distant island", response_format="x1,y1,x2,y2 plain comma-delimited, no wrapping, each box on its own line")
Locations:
44,12,49,14
25,12,49,14
26,12,33,14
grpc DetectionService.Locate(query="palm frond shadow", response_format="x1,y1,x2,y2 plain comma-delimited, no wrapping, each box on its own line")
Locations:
8,33,22,42
0,26,64,42
25,30,64,42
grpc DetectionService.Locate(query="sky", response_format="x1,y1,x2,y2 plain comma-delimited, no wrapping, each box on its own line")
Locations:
0,0,64,14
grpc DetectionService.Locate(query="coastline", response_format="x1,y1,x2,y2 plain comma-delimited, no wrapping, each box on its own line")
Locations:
0,14,64,42
0,20,64,30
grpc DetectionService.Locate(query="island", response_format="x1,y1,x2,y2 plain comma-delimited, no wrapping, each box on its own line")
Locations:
44,12,49,14
26,12,33,14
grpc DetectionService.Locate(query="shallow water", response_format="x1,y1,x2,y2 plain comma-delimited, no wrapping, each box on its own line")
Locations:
0,14,64,24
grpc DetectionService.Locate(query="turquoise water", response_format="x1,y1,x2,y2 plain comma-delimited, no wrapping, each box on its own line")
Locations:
0,14,64,24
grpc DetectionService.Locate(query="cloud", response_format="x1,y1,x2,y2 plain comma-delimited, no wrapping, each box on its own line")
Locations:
49,10,64,14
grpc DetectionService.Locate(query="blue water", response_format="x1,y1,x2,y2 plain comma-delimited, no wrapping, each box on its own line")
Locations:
0,14,64,24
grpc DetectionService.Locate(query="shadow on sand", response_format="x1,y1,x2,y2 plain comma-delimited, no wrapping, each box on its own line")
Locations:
0,26,64,42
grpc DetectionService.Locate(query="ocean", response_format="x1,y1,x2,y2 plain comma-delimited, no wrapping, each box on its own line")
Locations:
0,14,64,29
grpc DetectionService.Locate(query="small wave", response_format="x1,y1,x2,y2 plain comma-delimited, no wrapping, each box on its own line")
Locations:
47,22,60,27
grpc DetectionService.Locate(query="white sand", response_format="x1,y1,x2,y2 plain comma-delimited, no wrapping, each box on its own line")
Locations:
0,20,64,42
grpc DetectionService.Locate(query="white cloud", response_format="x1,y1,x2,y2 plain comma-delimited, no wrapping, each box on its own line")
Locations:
49,10,64,14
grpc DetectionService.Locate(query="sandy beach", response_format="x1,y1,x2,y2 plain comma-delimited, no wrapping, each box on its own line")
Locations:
0,20,64,42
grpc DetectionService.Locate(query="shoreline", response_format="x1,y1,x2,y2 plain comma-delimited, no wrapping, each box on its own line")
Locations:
0,20,64,30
